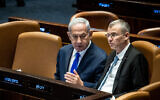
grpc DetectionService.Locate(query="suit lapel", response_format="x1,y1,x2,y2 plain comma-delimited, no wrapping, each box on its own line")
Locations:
103,52,116,78
76,43,94,74
112,45,133,93
65,46,73,72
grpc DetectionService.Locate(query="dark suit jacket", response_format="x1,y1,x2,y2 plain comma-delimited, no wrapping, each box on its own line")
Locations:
55,42,107,88
96,44,149,96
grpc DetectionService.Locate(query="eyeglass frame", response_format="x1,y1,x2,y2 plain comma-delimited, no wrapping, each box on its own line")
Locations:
105,32,124,38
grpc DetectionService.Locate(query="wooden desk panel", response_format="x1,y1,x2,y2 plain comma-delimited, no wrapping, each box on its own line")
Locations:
8,16,160,46
0,67,111,100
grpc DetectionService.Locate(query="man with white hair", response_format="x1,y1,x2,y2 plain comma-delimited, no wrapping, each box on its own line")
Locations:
55,17,107,88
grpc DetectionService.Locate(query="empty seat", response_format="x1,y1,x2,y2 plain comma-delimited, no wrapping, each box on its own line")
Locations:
0,21,40,68
92,32,112,55
132,40,160,83
70,11,118,31
12,32,62,79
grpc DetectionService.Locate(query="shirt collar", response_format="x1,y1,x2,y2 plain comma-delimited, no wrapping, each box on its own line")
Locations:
73,40,91,57
116,43,130,60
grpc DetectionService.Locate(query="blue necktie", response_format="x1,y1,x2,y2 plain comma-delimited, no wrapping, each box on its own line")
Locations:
98,56,119,90
70,52,80,73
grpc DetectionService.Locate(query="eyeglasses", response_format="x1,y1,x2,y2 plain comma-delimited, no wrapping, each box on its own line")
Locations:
70,33,89,40
105,32,122,38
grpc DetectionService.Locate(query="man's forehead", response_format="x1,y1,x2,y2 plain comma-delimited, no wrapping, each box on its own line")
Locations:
108,24,122,31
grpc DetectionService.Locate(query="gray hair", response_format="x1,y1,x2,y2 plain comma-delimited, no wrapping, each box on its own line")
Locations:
68,17,90,33
108,19,130,34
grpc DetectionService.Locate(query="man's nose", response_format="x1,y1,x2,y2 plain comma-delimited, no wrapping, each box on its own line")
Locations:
108,36,113,42
77,36,82,43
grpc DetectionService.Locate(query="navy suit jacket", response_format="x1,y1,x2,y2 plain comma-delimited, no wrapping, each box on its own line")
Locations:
55,42,107,88
96,44,149,96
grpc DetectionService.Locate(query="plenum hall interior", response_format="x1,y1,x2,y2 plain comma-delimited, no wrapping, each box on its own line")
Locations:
0,0,160,100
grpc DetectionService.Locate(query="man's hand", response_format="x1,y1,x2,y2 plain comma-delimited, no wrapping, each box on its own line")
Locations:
64,70,84,86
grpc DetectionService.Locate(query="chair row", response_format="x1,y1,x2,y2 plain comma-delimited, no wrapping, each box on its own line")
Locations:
0,20,62,79
9,31,160,100
71,11,160,38
116,81,160,100
0,20,160,83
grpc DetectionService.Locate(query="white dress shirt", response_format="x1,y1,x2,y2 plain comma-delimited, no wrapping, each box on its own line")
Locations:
100,43,130,93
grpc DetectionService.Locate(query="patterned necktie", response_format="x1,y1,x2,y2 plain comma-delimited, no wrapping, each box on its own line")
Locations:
70,52,80,73
98,56,119,90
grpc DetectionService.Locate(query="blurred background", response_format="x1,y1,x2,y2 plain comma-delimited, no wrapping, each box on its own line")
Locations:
0,0,77,24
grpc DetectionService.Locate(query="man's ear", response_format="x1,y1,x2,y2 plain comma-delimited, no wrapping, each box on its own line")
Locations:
88,31,93,40
89,31,93,37
124,32,129,40
67,32,71,40
67,31,70,36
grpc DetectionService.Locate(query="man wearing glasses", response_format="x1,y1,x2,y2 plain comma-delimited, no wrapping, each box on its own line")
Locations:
96,19,149,98
55,17,107,88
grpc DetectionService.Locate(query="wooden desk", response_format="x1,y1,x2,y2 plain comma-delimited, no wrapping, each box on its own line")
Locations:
0,67,111,100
